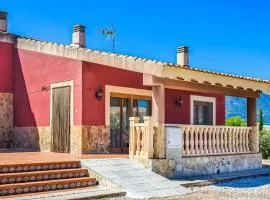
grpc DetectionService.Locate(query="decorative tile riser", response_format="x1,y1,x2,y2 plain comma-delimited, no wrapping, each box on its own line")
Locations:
0,162,81,174
0,179,96,196
0,170,89,184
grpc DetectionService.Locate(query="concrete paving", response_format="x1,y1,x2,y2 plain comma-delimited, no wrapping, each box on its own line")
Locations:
81,159,191,199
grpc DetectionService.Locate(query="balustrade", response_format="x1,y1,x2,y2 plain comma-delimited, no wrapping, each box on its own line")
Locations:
129,116,153,159
181,125,258,156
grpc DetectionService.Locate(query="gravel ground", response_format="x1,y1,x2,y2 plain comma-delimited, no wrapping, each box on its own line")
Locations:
104,175,270,200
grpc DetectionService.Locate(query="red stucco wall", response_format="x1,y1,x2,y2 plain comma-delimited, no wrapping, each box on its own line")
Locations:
12,49,226,127
165,88,225,125
14,49,83,127
0,41,14,93
82,61,151,125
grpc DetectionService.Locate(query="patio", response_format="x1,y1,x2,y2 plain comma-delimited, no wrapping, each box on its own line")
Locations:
0,152,128,166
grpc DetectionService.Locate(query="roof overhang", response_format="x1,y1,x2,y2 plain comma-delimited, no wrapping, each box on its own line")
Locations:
160,65,270,95
144,73,266,98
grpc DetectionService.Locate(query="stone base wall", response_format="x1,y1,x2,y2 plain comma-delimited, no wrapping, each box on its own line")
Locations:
0,93,13,148
0,127,12,148
175,153,262,178
5,124,110,154
153,124,165,159
135,157,176,178
82,125,110,154
9,125,110,154
11,127,51,151
135,153,262,178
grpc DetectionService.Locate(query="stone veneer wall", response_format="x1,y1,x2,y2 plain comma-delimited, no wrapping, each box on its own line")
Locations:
137,153,262,179
0,93,13,148
11,127,51,151
153,124,166,159
81,125,110,154
175,153,262,178
8,125,110,154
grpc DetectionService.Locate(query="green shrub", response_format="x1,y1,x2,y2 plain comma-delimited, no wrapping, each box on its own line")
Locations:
225,116,246,126
259,130,270,159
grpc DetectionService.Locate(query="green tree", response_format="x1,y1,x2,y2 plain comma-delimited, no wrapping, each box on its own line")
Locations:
259,108,264,131
259,130,270,159
225,116,246,126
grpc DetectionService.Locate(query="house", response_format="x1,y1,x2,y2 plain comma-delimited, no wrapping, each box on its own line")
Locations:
0,11,270,178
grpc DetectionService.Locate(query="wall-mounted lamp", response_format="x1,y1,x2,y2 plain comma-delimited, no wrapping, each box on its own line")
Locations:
175,97,183,108
95,87,103,101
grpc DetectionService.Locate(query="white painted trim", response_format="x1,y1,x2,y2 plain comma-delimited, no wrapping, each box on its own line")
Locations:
190,95,216,125
50,80,74,127
105,85,152,126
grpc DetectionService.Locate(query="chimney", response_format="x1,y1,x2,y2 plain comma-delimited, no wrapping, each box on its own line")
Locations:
0,11,8,32
72,25,86,48
177,46,189,66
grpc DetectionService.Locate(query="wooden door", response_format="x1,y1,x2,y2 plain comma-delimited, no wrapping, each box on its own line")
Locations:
51,86,71,153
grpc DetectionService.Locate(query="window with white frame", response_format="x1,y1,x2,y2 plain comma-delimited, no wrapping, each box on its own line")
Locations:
190,95,216,125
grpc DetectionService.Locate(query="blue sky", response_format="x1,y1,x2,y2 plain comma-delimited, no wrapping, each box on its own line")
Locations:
2,0,270,79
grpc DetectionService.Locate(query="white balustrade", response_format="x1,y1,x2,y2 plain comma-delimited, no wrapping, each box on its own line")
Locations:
181,125,257,156
129,116,154,159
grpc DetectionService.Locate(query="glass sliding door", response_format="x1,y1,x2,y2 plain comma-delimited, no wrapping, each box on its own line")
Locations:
110,95,151,153
110,97,121,152
132,99,151,122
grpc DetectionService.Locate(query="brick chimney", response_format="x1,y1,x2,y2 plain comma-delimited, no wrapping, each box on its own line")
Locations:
72,25,86,48
177,46,189,66
0,11,8,32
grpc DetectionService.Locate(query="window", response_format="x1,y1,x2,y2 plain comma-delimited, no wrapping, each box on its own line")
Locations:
193,101,213,125
190,95,216,125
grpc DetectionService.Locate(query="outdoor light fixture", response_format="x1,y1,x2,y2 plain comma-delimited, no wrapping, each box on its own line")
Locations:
175,97,183,108
95,87,103,101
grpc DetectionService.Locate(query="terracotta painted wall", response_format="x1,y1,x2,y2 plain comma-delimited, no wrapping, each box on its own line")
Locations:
14,49,83,127
82,61,151,125
165,88,225,125
0,41,14,93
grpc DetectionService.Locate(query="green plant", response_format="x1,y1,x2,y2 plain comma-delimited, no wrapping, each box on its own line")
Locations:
259,108,264,131
225,116,246,126
259,130,270,159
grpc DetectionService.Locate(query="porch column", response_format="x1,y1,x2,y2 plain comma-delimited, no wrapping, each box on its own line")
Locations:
247,97,259,153
152,84,165,124
247,97,256,126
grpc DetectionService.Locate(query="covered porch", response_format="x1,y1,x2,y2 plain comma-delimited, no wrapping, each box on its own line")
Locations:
128,66,268,178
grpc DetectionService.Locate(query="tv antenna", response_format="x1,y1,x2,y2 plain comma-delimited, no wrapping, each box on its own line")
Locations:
100,26,116,52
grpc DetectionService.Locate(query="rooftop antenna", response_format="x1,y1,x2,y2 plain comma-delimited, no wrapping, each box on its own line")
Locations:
100,26,116,52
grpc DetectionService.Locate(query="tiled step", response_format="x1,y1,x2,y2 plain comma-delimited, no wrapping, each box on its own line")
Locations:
0,161,81,174
0,168,89,184
0,177,97,196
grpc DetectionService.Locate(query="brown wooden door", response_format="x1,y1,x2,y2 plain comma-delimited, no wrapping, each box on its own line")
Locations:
51,86,71,153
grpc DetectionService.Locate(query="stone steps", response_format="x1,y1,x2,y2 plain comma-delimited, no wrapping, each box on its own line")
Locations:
0,161,97,197
0,177,96,196
0,168,89,184
0,161,81,174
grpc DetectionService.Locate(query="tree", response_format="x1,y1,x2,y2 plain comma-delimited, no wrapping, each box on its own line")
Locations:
259,108,264,131
225,116,246,126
